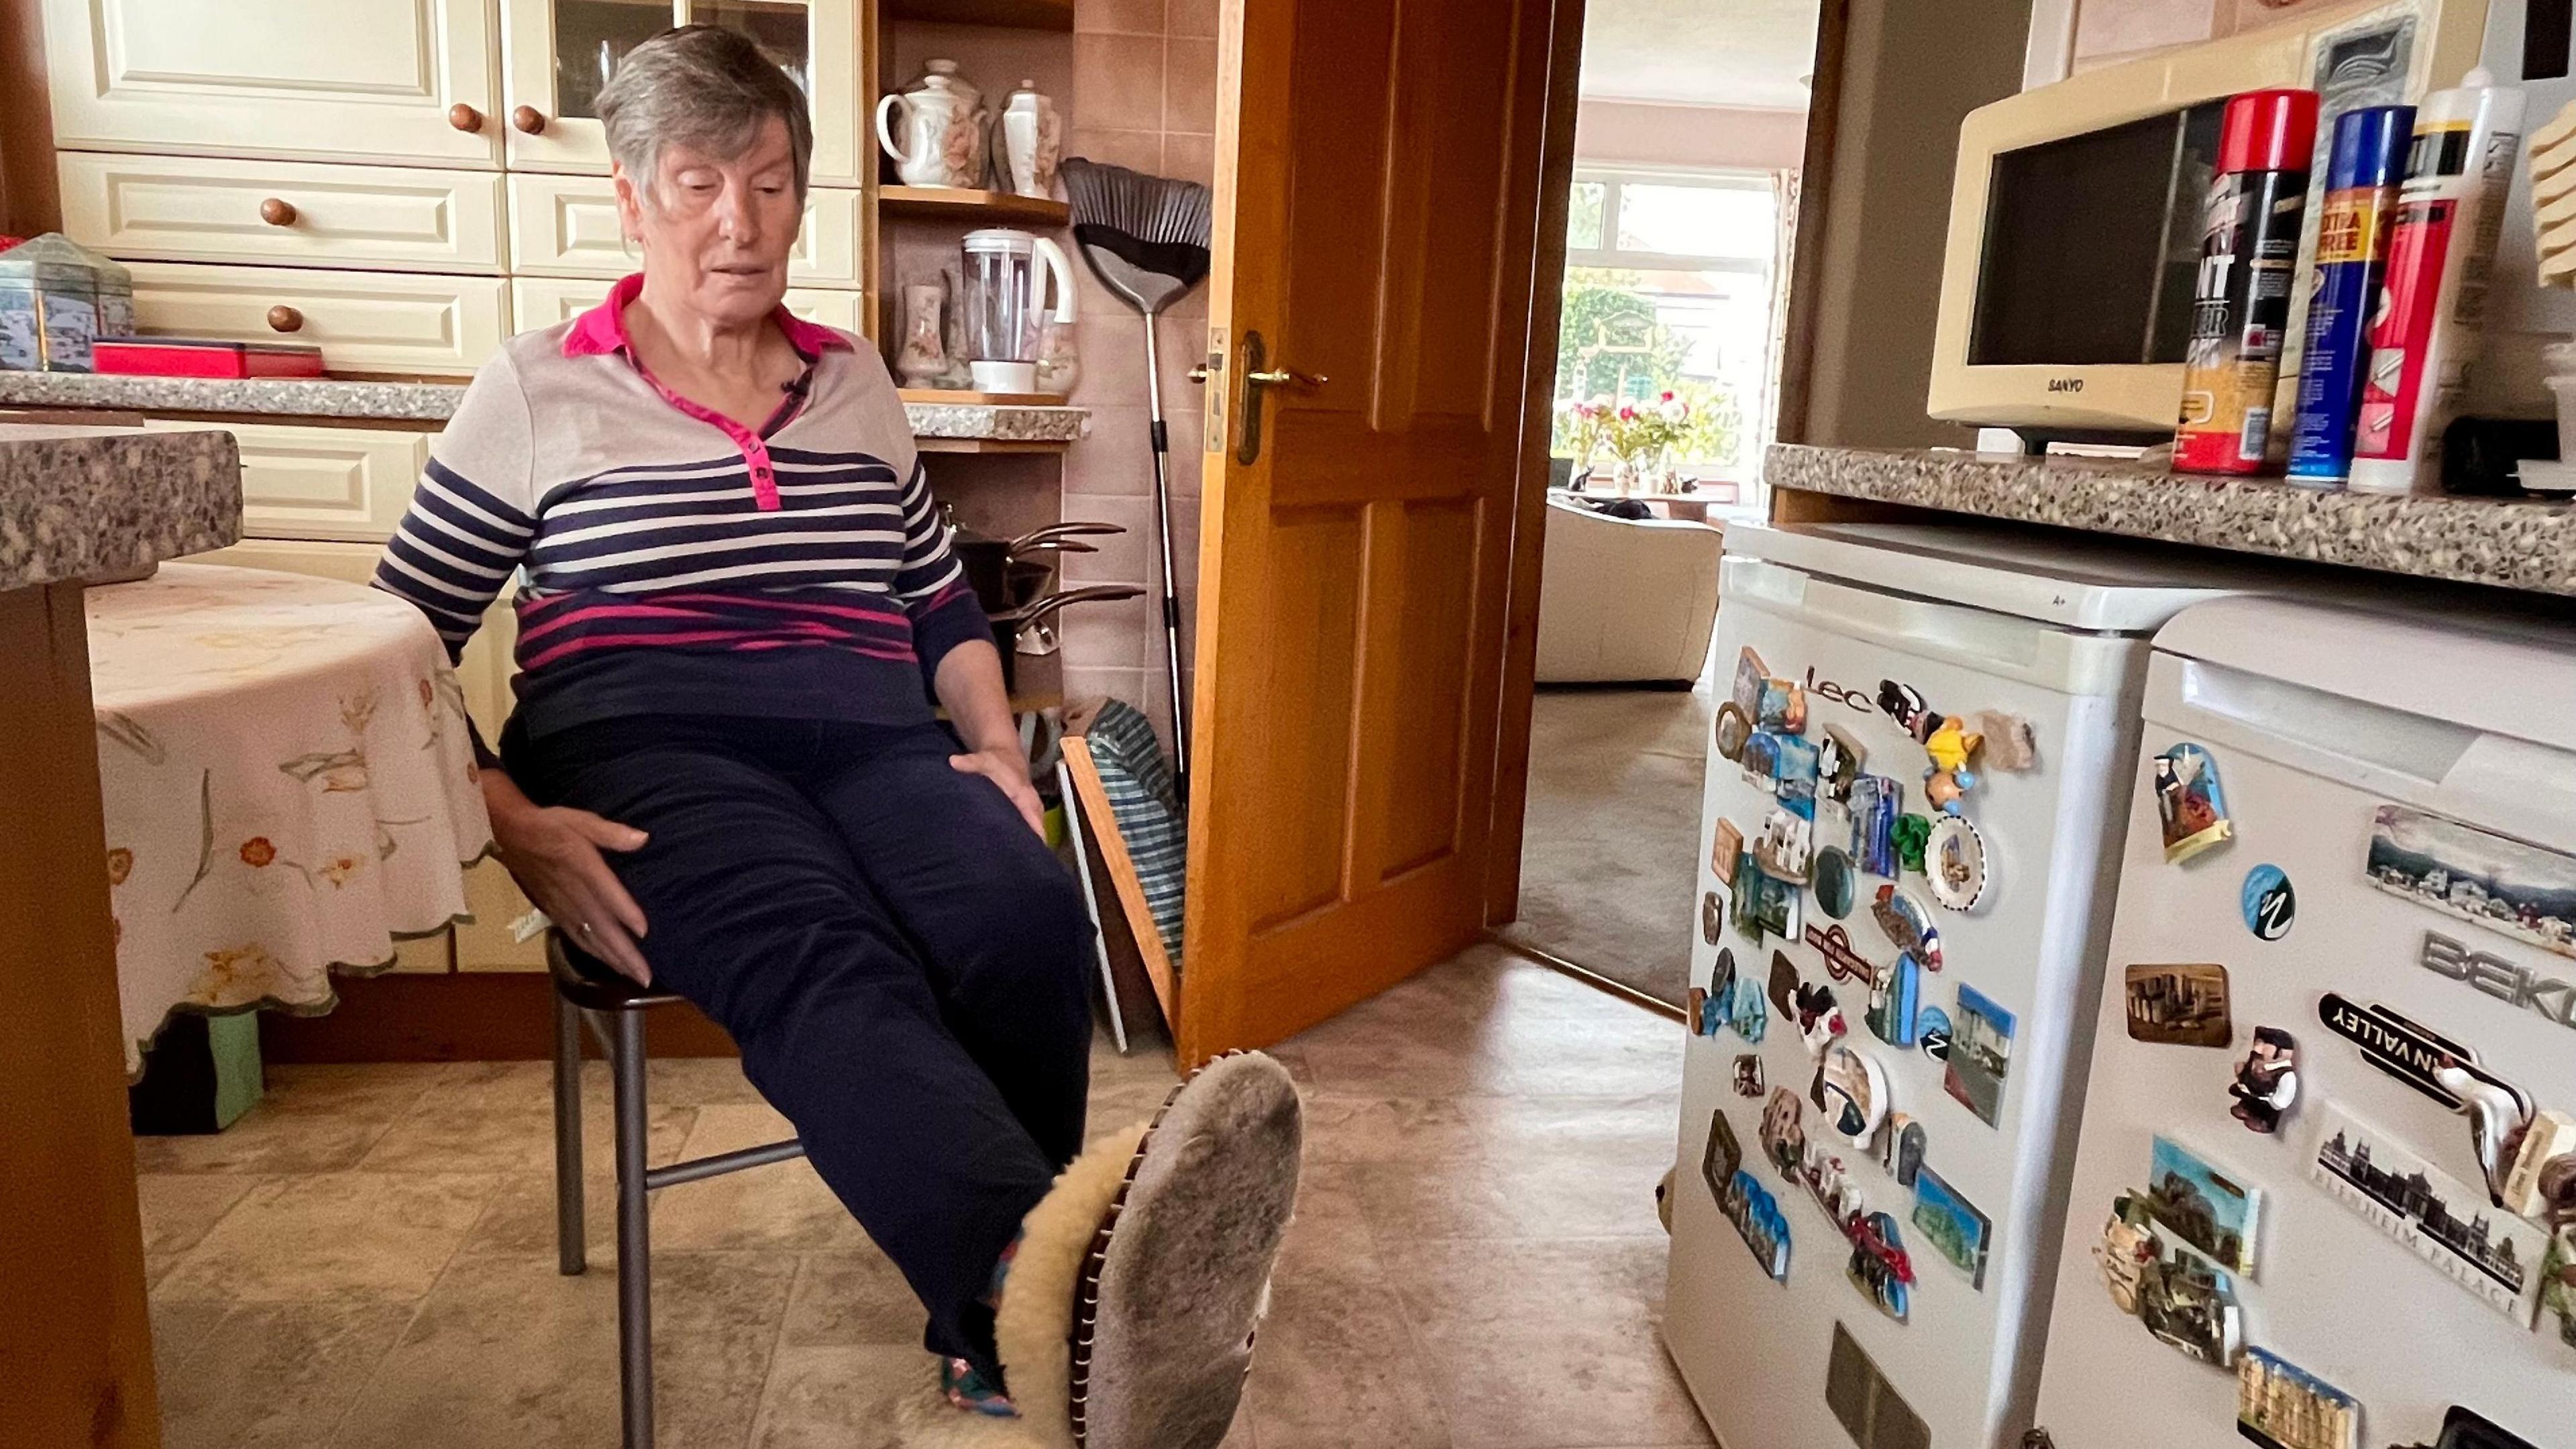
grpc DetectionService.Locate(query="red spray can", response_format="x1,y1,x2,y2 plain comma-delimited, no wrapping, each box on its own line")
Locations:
2174,89,2320,475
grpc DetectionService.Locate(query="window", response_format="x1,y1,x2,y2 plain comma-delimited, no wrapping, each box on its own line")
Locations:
1555,169,1786,510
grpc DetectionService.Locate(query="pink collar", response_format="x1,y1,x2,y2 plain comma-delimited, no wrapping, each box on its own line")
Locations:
561,272,853,360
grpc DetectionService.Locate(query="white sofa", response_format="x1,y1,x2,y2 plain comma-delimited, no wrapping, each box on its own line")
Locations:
1533,496,1723,684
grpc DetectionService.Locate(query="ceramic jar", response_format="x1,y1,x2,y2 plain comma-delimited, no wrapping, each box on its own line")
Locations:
896,282,948,387
875,60,987,189
994,81,1063,199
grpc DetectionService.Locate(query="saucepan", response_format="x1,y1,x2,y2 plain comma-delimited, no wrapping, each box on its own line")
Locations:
989,583,1145,688
950,518,1128,612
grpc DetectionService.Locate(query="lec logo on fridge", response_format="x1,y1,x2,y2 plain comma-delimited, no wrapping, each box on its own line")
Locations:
2418,930,2576,1032
1801,667,1876,716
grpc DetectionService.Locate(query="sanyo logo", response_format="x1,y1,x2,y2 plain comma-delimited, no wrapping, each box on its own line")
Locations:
2046,377,2084,394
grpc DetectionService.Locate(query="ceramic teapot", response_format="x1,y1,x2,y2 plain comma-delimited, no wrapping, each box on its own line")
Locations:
875,60,986,189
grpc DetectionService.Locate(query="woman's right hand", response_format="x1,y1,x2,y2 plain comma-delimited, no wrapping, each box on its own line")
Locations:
483,771,654,985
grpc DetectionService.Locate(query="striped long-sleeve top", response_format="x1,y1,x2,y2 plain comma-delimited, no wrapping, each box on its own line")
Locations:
370,274,989,746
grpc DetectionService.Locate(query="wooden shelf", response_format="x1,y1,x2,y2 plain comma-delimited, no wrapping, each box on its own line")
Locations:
884,0,1073,30
879,185,1071,226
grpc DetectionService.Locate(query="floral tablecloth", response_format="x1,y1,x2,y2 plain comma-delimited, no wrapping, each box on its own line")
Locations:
88,564,492,1075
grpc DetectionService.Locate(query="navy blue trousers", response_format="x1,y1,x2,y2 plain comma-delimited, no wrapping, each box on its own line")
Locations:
507,714,1094,1374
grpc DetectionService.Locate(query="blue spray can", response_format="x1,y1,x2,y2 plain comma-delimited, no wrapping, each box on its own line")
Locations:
2286,103,2414,484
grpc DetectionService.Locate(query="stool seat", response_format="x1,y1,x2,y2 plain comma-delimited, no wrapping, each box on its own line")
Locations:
547,930,685,1012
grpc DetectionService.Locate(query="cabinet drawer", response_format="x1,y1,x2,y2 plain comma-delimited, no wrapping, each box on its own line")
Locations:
506,176,862,286
509,276,860,335
147,419,430,544
62,153,507,274
42,0,501,168
125,262,510,376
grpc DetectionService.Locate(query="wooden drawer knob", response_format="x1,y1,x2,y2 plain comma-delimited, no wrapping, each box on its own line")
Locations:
448,103,484,133
258,197,297,227
511,105,547,135
266,305,304,333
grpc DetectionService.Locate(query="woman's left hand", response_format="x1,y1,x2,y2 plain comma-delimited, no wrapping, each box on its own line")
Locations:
951,744,1046,839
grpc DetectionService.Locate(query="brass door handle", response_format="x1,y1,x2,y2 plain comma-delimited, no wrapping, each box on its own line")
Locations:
1247,367,1326,388
1187,365,1210,384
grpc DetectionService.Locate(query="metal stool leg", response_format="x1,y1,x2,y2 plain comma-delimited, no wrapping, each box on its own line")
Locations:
612,1010,655,1448
550,987,586,1277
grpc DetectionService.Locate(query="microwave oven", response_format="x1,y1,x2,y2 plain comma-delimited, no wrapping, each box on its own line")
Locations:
1925,0,2500,440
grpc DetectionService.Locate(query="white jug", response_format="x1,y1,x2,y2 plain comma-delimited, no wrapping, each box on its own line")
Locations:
962,228,1079,394
994,81,1062,199
875,61,985,189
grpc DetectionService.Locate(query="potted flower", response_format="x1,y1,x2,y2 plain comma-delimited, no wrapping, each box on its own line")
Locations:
1605,391,1692,491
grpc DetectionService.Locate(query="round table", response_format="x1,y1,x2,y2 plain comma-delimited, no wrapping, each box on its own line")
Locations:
87,563,492,1075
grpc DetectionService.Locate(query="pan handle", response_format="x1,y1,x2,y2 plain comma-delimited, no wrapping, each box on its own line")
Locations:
1000,583,1146,626
1007,521,1127,553
1008,537,1100,558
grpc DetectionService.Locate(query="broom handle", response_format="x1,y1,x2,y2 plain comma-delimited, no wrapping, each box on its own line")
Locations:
1138,309,1193,798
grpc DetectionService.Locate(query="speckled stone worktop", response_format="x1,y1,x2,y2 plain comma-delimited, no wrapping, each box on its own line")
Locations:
0,371,1091,443
0,423,240,592
1769,443,2576,598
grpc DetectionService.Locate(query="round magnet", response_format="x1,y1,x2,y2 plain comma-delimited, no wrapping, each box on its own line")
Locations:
2241,864,2294,941
1701,890,1725,946
1713,703,1752,762
1870,883,1943,971
1813,847,1857,919
1925,816,1989,912
1815,1042,1890,1143
1916,1006,1953,1062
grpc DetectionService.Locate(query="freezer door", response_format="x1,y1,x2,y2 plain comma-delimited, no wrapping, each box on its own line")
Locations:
1666,564,2152,1449
2031,645,2576,1449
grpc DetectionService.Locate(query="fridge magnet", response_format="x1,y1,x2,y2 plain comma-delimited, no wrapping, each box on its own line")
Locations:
1766,949,1802,1017
1710,947,1737,1018
1812,847,1858,919
1730,853,1766,944
1819,724,1866,802
1926,816,1990,912
2124,962,2235,1047
1713,702,1752,763
1798,1136,1868,1224
2155,743,2235,863
1776,734,1823,819
1876,679,1931,731
2499,1108,2576,1220
1698,987,1727,1038
1755,806,1817,883
1827,1322,1929,1449
1732,1053,1767,1097
1734,857,1799,943
2367,804,2576,963
1807,923,1877,985
2145,1134,2263,1276
2540,1225,2576,1352
1894,1119,1927,1188
1729,976,1770,1043
2389,1407,2546,1449
1701,890,1725,946
1864,950,1921,1049
1943,985,2016,1127
1686,985,1709,1036
1909,1163,1992,1289
1892,813,1934,875
1760,1087,1807,1175
1703,1108,1745,1195
1970,710,2038,771
1741,730,1783,792
1757,676,1808,735
1845,1210,1915,1324
2315,996,2538,1200
2094,1195,2156,1313
1814,1042,1890,1143
2227,1027,2301,1134
2237,1347,2362,1449
2310,1101,2551,1323
1721,1169,1794,1283
1794,980,1848,1055
1710,818,1743,882
1733,647,1768,714
1850,775,1903,877
2138,1247,2244,1368
2241,863,2296,940
1916,1006,1953,1062
1920,715,1986,814
1871,883,1943,970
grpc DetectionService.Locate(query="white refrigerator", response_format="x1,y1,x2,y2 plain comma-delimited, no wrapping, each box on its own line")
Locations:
2029,597,2576,1449
1664,523,2284,1449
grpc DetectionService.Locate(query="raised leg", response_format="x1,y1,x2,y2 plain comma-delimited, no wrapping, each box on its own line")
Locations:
612,1010,654,1448
551,985,586,1277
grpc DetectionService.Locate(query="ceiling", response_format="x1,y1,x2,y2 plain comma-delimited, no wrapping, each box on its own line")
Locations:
1578,0,1821,111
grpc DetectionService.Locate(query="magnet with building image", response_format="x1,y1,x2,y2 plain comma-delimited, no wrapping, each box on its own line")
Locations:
1850,775,1903,877
2123,962,2233,1047
1871,883,1942,971
1844,1210,1913,1324
1909,1163,1991,1291
2236,1348,2361,1449
2365,802,2576,961
1733,1052,1766,1097
1943,984,2014,1127
1710,817,1743,883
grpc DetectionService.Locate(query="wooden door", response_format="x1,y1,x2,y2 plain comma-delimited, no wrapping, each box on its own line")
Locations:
42,0,504,168
1177,0,1580,1063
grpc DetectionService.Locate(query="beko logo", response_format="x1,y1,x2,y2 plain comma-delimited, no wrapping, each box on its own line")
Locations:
2047,377,2084,394
2419,930,2576,1031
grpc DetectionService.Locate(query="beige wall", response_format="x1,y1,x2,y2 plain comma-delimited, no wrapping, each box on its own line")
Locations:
2063,0,2343,71
1573,99,1809,172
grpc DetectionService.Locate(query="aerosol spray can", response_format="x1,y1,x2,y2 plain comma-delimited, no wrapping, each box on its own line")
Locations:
2348,68,2525,496
2286,104,2414,486
2175,89,2320,476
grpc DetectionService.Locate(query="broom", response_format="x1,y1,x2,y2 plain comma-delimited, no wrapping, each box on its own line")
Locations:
1061,157,1212,802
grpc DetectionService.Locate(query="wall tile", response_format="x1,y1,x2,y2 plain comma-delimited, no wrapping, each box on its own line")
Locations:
1074,0,1167,36
1168,0,1220,40
1063,125,1165,174
1063,404,1158,497
1055,492,1157,580
1055,594,1155,669
1166,40,1219,134
1162,131,1216,189
1063,664,1148,712
1073,35,1168,132
1071,315,1151,407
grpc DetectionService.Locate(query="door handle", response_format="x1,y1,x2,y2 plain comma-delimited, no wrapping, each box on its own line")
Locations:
1247,367,1328,388
1234,331,1324,464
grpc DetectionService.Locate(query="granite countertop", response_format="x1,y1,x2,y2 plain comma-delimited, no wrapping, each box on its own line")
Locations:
0,371,1091,443
0,423,241,592
1768,443,2576,598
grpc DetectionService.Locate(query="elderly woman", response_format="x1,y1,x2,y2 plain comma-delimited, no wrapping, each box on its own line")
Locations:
372,27,1294,1444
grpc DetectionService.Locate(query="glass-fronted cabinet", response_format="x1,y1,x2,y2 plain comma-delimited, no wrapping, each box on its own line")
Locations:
503,0,861,186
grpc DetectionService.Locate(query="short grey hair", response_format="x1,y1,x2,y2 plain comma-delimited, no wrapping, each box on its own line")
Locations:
597,25,813,202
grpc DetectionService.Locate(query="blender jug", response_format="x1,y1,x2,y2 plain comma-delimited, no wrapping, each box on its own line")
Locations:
961,227,1078,394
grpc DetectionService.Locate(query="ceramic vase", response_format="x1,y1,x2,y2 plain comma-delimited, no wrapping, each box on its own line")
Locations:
896,282,948,387
995,81,1063,199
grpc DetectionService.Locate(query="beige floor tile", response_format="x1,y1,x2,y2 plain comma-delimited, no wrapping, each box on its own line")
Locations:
1302,1093,1679,1167
154,1172,500,1303
136,1065,455,1175
651,1104,873,1251
747,1345,930,1449
1385,1239,1710,1449
331,1250,793,1449
138,1174,262,1256
780,1250,925,1348
455,1169,616,1260
1343,1132,1673,1243
1242,1245,1450,1449
649,1055,768,1105
355,1088,695,1176
157,1300,417,1449
149,1297,232,1387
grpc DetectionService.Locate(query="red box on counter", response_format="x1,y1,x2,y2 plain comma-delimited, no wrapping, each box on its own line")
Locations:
92,337,325,379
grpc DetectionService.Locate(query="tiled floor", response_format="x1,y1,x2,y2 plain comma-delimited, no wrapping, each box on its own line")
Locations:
140,942,1712,1448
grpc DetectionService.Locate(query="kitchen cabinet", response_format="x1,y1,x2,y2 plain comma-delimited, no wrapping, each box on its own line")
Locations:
512,275,863,331
142,421,432,545
122,263,512,376
506,174,863,284
502,0,866,188
42,0,504,168
58,154,509,275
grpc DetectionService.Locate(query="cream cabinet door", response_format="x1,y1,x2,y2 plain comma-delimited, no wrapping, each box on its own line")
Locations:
43,0,503,167
125,263,511,376
146,420,432,544
60,154,508,274
506,174,861,285
501,0,861,186
511,276,860,333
